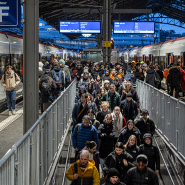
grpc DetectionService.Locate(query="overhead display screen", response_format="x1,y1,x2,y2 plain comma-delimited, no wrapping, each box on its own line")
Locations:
113,22,155,34
59,21,101,34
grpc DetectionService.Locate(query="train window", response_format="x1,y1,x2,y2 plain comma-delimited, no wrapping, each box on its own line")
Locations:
0,55,10,80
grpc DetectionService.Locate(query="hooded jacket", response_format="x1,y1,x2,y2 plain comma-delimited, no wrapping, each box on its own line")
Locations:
98,121,115,158
124,73,135,85
66,159,100,185
1,71,21,91
139,134,160,171
125,145,140,160
168,66,181,87
124,166,159,185
78,76,91,88
72,121,98,151
117,126,141,145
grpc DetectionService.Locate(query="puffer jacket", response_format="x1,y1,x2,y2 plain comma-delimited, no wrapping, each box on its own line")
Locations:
91,69,104,79
96,110,111,123
139,140,160,171
1,71,21,91
121,89,140,108
103,151,135,182
125,145,140,160
78,76,91,88
168,66,181,87
72,121,98,151
103,179,124,185
117,126,141,145
124,166,159,185
98,121,115,158
66,159,100,185
101,91,121,112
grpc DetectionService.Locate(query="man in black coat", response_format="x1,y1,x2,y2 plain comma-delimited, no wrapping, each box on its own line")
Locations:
114,77,124,96
91,63,104,79
135,109,155,140
139,133,160,173
155,64,163,89
124,154,159,185
168,64,181,98
120,93,138,122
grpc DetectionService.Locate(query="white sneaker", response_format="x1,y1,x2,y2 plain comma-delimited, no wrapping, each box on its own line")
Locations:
12,110,16,115
9,111,12,116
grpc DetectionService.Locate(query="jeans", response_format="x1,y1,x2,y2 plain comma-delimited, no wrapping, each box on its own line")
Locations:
6,89,16,111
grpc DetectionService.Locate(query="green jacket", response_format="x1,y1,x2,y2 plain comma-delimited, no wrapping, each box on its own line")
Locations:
100,91,121,112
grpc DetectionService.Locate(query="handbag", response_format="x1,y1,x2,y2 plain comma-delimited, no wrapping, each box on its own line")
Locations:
154,72,160,85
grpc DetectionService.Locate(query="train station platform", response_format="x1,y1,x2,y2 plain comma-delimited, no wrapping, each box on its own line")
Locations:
0,79,185,185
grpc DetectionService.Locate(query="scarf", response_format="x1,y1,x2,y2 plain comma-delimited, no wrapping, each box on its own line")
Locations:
112,112,123,137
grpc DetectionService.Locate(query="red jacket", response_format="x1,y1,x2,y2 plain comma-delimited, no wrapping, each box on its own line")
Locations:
180,70,185,91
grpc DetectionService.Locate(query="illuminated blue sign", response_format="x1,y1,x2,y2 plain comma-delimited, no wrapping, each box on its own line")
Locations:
0,0,21,28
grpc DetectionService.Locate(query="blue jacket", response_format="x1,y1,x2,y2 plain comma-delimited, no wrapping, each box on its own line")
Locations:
72,121,98,151
125,73,135,84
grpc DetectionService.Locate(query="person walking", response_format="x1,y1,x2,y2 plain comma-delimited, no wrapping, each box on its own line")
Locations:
1,65,21,116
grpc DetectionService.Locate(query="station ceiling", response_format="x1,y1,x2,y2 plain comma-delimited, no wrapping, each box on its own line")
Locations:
39,0,185,39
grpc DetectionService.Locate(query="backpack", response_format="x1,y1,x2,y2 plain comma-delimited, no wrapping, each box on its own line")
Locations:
71,162,78,185
41,80,52,96
52,71,62,89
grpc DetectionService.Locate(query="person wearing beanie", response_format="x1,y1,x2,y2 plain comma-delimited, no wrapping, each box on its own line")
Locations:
120,93,138,122
59,59,71,80
139,133,160,173
103,142,135,183
104,80,110,91
102,168,124,185
124,154,159,185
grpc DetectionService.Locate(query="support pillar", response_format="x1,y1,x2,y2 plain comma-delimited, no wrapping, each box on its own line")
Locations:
23,0,39,133
103,0,112,64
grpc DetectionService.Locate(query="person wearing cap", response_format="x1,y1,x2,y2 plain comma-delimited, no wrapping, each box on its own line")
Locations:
135,109,155,140
146,65,160,88
124,68,135,85
139,133,160,173
168,63,181,98
102,168,124,185
101,84,121,112
91,63,104,79
59,59,71,80
78,68,91,88
124,154,159,185
120,92,138,122
103,142,135,183
114,77,124,96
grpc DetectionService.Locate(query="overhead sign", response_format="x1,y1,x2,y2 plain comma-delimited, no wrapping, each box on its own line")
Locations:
103,41,111,47
0,0,21,28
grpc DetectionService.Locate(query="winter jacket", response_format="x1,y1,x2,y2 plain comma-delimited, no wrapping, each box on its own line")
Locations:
103,151,135,182
91,119,100,130
117,126,141,145
146,69,160,87
78,76,91,88
134,70,144,81
156,69,163,81
124,166,159,185
77,146,100,171
135,117,155,139
96,110,111,123
95,98,102,111
109,73,122,81
180,70,185,91
98,121,115,158
91,69,104,79
72,121,98,151
101,91,121,112
93,82,100,93
103,179,124,185
90,101,98,114
72,102,93,126
168,66,181,87
1,71,21,91
39,76,57,103
121,89,140,108
139,142,160,171
125,145,140,160
120,99,138,121
75,86,87,103
124,73,135,85
77,68,84,81
66,159,100,185
115,83,124,96
163,68,169,84
87,89,97,100
103,74,114,84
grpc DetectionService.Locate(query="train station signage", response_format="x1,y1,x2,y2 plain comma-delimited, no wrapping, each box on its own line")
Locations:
0,0,21,28
103,41,111,47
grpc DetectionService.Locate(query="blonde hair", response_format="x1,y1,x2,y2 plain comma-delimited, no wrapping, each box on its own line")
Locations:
105,114,112,121
125,135,138,147
100,101,109,109
123,82,133,93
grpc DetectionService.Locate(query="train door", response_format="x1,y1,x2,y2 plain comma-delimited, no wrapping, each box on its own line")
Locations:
180,52,185,67
142,55,146,62
165,53,174,68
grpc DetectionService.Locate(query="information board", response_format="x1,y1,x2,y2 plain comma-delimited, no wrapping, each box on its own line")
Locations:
0,0,21,28
59,21,101,34
103,41,111,47
113,22,155,34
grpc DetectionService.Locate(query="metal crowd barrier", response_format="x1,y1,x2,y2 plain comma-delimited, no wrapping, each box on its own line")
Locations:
136,80,185,159
0,80,76,185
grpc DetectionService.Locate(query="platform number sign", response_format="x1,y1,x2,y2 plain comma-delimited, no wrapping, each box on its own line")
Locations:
0,0,21,28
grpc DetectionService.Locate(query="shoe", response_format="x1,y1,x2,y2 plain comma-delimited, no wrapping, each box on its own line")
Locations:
12,110,16,115
9,111,12,116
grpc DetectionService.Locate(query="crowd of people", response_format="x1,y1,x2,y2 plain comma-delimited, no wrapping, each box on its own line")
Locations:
65,59,161,185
